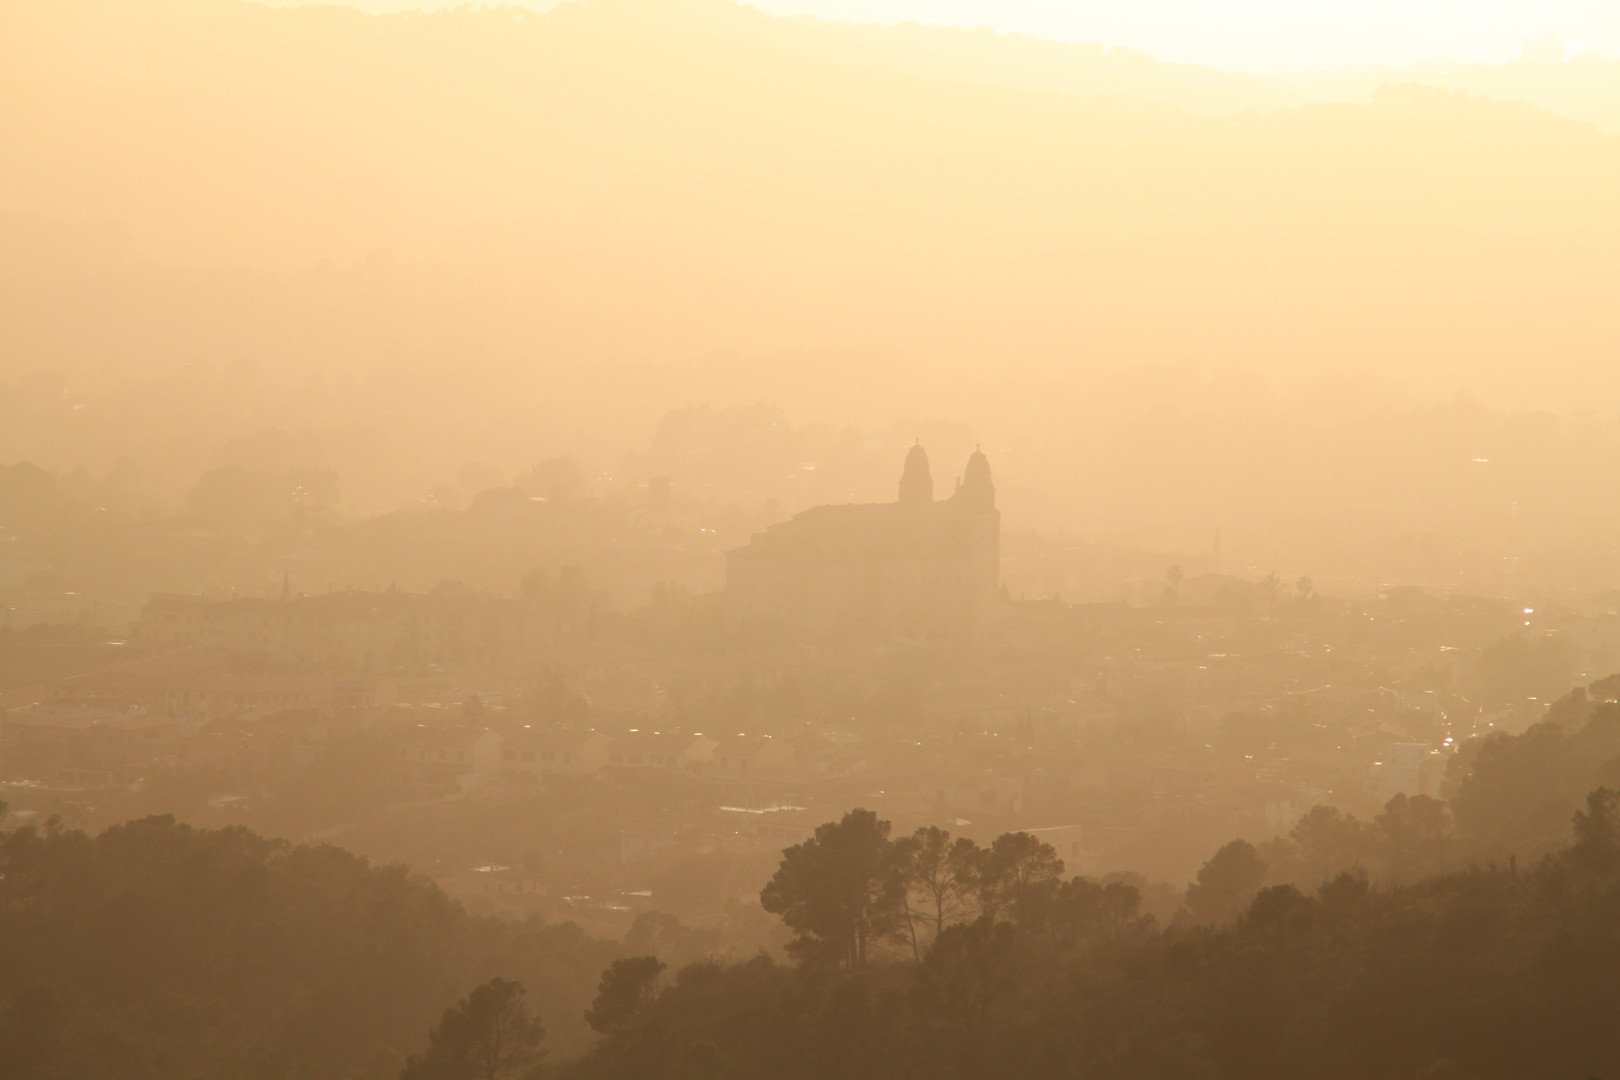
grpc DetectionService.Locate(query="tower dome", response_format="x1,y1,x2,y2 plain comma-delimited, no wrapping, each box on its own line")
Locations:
898,441,933,504
957,446,995,509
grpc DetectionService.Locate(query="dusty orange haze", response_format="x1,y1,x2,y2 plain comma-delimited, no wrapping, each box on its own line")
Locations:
3,0,1620,593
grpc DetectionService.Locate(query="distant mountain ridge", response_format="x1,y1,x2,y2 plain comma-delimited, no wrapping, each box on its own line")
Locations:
713,3,1620,131
4,0,1620,551
262,0,1620,130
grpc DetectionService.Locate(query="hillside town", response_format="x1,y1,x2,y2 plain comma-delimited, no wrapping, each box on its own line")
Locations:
4,447,1597,941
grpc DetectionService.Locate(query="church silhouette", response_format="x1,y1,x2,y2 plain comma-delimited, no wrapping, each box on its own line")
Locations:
725,444,1000,639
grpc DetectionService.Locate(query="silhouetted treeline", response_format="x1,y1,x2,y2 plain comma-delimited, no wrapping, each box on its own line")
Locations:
562,797,1620,1080
8,695,1620,1079
0,815,615,1079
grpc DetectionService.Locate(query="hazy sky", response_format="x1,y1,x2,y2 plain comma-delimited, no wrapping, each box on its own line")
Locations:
314,0,1620,71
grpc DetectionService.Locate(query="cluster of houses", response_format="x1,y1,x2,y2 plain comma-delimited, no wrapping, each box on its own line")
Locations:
0,640,1049,841
134,589,547,668
0,634,1450,862
386,713,1029,820
0,577,1472,914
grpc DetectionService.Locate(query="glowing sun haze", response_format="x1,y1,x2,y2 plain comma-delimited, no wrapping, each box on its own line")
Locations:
6,0,1620,567
313,0,1620,71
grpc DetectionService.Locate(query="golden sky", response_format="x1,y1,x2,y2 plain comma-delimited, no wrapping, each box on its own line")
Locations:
5,0,1620,573
301,0,1620,71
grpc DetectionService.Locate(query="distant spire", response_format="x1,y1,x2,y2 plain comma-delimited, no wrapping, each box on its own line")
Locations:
957,447,995,510
899,442,934,504
281,564,290,600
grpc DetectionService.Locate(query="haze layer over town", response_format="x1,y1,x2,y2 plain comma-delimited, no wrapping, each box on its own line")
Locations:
3,2,1620,1078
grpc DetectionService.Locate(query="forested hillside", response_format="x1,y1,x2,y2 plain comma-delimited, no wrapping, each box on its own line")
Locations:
561,796,1620,1080
6,687,1620,1078
0,817,616,1078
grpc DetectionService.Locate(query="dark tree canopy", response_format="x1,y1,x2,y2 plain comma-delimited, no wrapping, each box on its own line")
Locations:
401,978,545,1080
1183,838,1268,924
10,787,1620,1080
760,808,908,969
0,816,614,1080
584,957,666,1034
563,798,1620,1080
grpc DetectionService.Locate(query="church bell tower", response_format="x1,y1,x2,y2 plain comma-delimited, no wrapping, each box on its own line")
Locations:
898,441,934,504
